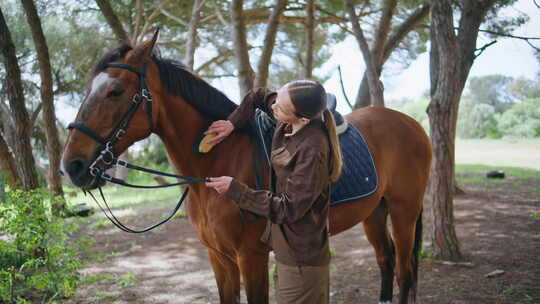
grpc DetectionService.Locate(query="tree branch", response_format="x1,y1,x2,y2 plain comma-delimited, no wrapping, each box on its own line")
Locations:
185,0,206,69
29,102,43,129
160,7,188,27
95,0,130,42
138,0,169,43
344,0,385,107
210,0,230,26
304,0,315,78
383,3,430,62
372,0,397,65
230,0,255,96
134,0,143,42
478,28,540,52
474,39,497,58
199,73,236,78
195,49,235,73
255,0,288,87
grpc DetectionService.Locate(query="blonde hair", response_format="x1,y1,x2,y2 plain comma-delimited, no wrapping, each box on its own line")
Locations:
323,109,343,182
286,80,343,182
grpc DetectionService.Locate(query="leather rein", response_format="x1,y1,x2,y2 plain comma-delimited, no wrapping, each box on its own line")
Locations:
67,62,209,233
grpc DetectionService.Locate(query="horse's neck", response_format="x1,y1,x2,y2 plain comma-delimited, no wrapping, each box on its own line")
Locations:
153,96,209,179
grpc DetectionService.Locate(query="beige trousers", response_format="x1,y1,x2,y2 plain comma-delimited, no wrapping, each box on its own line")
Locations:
276,262,329,304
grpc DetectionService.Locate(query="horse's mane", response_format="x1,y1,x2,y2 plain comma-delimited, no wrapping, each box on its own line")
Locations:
92,43,238,121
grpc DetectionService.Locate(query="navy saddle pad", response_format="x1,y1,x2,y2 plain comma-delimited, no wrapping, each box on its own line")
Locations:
254,95,378,206
330,122,378,205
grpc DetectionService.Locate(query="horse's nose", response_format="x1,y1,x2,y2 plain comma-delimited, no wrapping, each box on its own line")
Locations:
65,158,90,187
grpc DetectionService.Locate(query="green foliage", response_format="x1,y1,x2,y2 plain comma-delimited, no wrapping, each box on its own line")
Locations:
457,99,501,139
389,98,430,133
465,75,515,112
131,137,169,168
508,76,540,100
497,98,540,138
0,189,85,303
118,271,139,288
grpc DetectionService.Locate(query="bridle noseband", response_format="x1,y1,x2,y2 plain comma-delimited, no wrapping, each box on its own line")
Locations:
66,62,208,233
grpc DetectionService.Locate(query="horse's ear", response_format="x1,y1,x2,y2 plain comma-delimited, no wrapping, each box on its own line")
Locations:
130,29,159,63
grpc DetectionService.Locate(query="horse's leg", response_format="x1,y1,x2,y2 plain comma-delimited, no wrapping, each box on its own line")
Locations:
208,248,241,304
237,250,269,304
387,198,422,304
363,198,395,304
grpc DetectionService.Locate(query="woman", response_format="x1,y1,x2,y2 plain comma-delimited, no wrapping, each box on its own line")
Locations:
205,80,342,304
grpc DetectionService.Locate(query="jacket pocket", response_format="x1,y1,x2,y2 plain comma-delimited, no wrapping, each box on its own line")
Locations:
271,147,293,169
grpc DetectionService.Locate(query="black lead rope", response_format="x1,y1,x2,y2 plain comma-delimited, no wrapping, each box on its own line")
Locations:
86,155,209,233
87,186,189,234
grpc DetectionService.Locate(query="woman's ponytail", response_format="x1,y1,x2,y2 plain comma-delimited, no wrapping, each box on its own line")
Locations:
323,109,342,182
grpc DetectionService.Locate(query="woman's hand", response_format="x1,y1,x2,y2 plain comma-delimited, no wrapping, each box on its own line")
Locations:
205,176,233,194
204,120,234,145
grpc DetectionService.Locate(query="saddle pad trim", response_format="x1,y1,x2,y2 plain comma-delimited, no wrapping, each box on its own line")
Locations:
330,124,379,206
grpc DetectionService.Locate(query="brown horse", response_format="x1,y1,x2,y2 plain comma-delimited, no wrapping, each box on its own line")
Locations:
62,33,431,304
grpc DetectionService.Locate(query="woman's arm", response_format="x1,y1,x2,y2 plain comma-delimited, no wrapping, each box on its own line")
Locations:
227,87,277,129
205,87,276,145
221,149,327,224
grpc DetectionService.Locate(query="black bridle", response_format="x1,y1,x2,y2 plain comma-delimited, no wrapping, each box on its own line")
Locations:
67,62,208,233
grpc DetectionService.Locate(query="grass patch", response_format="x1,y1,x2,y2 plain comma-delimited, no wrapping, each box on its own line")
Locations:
82,273,116,284
456,164,540,187
89,219,113,230
118,271,139,288
455,164,540,179
65,185,183,210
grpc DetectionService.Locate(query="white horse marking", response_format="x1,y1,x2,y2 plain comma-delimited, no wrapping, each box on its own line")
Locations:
89,72,113,99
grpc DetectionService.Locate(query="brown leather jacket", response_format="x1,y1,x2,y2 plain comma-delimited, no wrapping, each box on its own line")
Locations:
225,88,331,266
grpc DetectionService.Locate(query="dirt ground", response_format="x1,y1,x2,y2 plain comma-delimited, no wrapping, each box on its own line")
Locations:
66,176,540,304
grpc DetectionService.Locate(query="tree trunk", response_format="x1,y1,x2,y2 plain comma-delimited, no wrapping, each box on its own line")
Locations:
254,0,288,88
304,0,315,79
354,3,430,108
0,132,20,188
427,0,494,261
21,0,65,214
95,0,130,42
0,100,17,161
185,0,205,71
230,0,255,96
344,0,384,107
0,8,40,190
428,0,463,261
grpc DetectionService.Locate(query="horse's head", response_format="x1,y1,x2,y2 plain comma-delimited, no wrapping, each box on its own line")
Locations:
62,31,160,190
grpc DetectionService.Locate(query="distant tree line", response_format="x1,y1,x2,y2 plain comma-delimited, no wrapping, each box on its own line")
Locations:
391,73,540,139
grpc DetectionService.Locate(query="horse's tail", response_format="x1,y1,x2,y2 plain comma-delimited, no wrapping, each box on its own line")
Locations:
411,208,423,302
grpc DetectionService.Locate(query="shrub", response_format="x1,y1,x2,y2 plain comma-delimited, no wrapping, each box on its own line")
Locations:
497,98,540,138
0,188,84,303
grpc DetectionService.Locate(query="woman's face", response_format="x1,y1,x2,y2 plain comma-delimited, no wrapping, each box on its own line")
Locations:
273,87,300,124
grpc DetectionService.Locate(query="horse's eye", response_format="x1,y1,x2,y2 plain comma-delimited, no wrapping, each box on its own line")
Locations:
107,88,124,99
